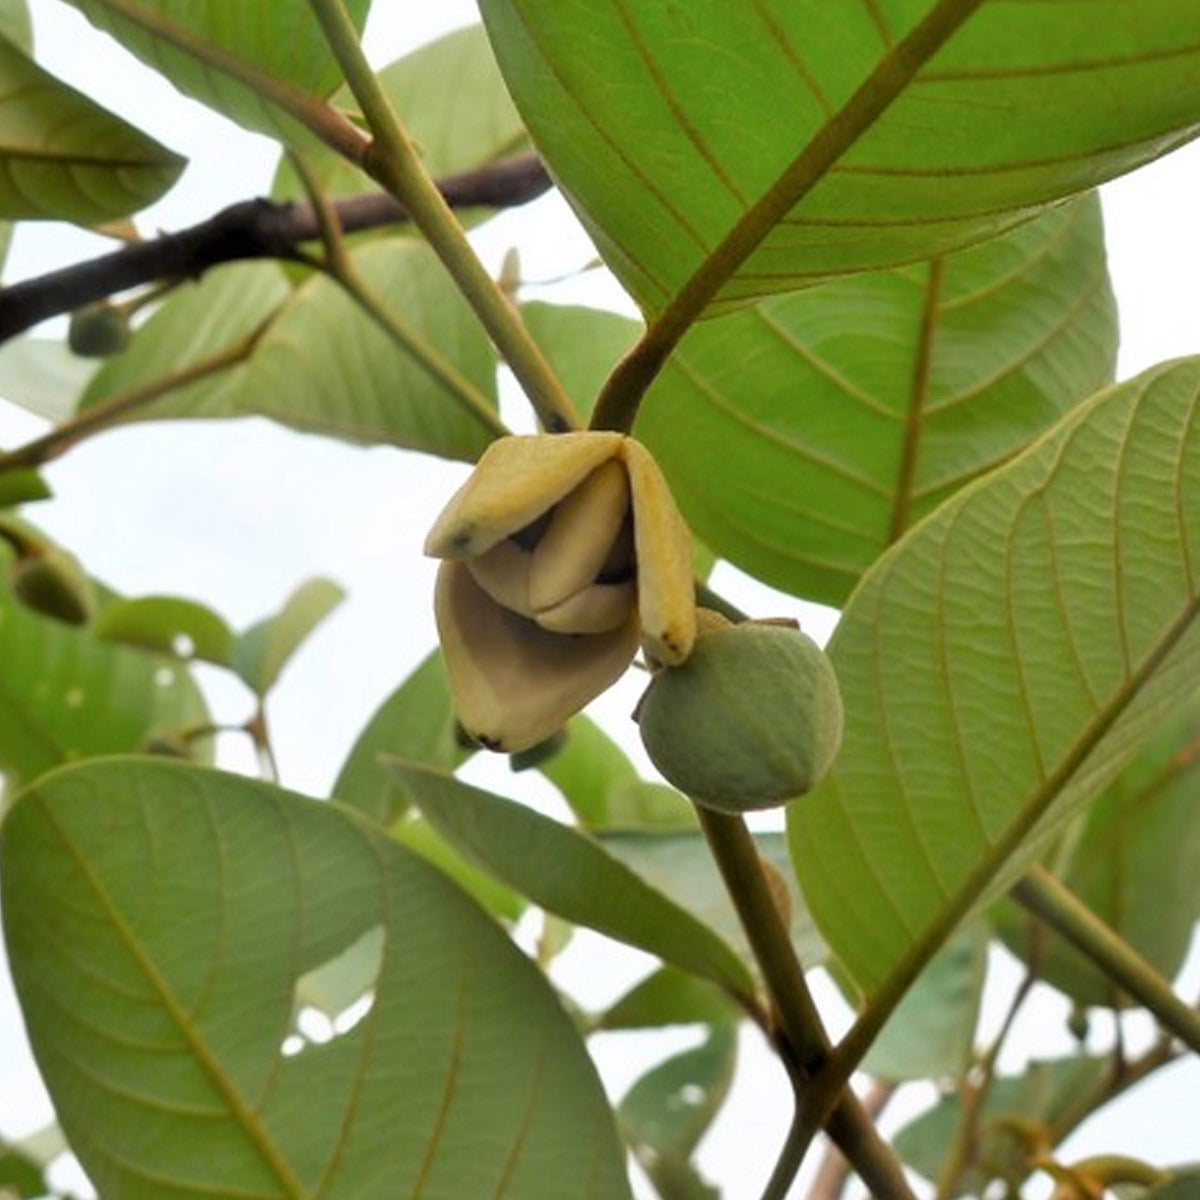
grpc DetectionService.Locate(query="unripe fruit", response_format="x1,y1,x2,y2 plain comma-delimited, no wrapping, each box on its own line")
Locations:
636,620,842,814
10,548,96,625
68,301,130,357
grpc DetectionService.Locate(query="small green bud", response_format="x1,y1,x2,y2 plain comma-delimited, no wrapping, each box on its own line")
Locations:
10,547,96,625
68,301,130,357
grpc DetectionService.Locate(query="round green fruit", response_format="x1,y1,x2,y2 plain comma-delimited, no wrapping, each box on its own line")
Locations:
68,302,130,358
636,621,843,814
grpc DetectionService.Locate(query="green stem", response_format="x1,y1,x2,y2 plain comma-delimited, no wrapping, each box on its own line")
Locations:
290,150,508,440
305,0,581,434
0,331,262,473
1012,867,1200,1056
588,0,988,435
694,808,916,1200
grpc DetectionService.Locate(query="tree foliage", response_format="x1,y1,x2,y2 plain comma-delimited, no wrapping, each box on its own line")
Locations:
2,3,1200,1198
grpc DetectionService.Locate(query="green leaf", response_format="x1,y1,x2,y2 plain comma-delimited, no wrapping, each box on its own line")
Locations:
386,758,756,1001
997,691,1200,1008
619,1023,737,1160
480,1,1200,317
0,544,208,788
599,967,737,1032
0,1140,47,1197
603,831,826,972
637,194,1117,607
232,576,344,696
0,758,633,1200
0,0,31,53
0,335,97,423
62,0,369,148
522,302,641,424
894,1054,1111,1195
274,24,530,204
537,714,696,832
861,925,987,1082
94,595,235,665
789,357,1200,994
79,244,502,461
393,815,525,923
0,466,51,507
1145,1173,1200,1200
332,649,471,825
0,31,182,222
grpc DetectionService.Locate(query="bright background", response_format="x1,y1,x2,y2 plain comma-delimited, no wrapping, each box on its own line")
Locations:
2,2,1200,1196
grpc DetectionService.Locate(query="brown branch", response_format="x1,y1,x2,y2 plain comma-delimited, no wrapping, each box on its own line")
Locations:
0,153,552,345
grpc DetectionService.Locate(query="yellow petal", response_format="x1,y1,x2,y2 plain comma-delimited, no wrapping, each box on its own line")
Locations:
435,560,639,753
535,580,637,634
425,432,625,559
620,438,696,665
528,458,630,611
466,537,533,614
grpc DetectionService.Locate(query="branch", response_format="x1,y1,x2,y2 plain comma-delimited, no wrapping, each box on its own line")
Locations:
0,154,552,345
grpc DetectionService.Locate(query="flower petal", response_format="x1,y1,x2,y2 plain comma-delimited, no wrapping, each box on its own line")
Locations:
528,459,630,611
425,432,625,559
535,581,637,634
435,560,639,752
621,438,697,665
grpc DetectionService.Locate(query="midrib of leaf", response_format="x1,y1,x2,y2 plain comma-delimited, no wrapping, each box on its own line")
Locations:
839,568,1200,1075
41,792,313,1200
888,257,944,543
592,0,989,432
78,0,366,161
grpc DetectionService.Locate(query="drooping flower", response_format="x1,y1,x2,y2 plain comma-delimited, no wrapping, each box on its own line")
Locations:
424,432,696,752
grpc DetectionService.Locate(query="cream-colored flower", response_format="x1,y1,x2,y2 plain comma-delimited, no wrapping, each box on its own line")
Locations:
424,432,696,752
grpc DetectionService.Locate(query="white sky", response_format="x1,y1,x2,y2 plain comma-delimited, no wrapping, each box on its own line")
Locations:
3,2,1200,1197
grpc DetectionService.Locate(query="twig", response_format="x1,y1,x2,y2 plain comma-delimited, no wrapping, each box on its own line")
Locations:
305,0,581,434
694,808,917,1200
0,155,552,345
807,1082,897,1200
0,329,265,472
1012,867,1200,1056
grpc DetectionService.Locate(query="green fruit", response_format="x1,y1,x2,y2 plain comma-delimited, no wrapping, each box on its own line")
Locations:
636,621,842,814
10,548,96,625
68,302,130,357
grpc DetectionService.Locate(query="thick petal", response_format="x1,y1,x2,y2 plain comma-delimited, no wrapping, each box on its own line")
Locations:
535,581,637,634
467,538,534,614
621,439,697,665
435,560,639,752
425,432,625,558
529,459,631,611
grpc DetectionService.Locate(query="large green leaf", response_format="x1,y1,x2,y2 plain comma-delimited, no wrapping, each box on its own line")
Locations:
387,758,756,1001
997,690,1200,1008
274,24,530,204
0,31,182,222
789,357,1200,994
0,545,208,789
480,1,1200,318
78,243,501,460
62,0,369,148
332,650,471,825
0,336,98,423
0,758,633,1200
638,195,1117,606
